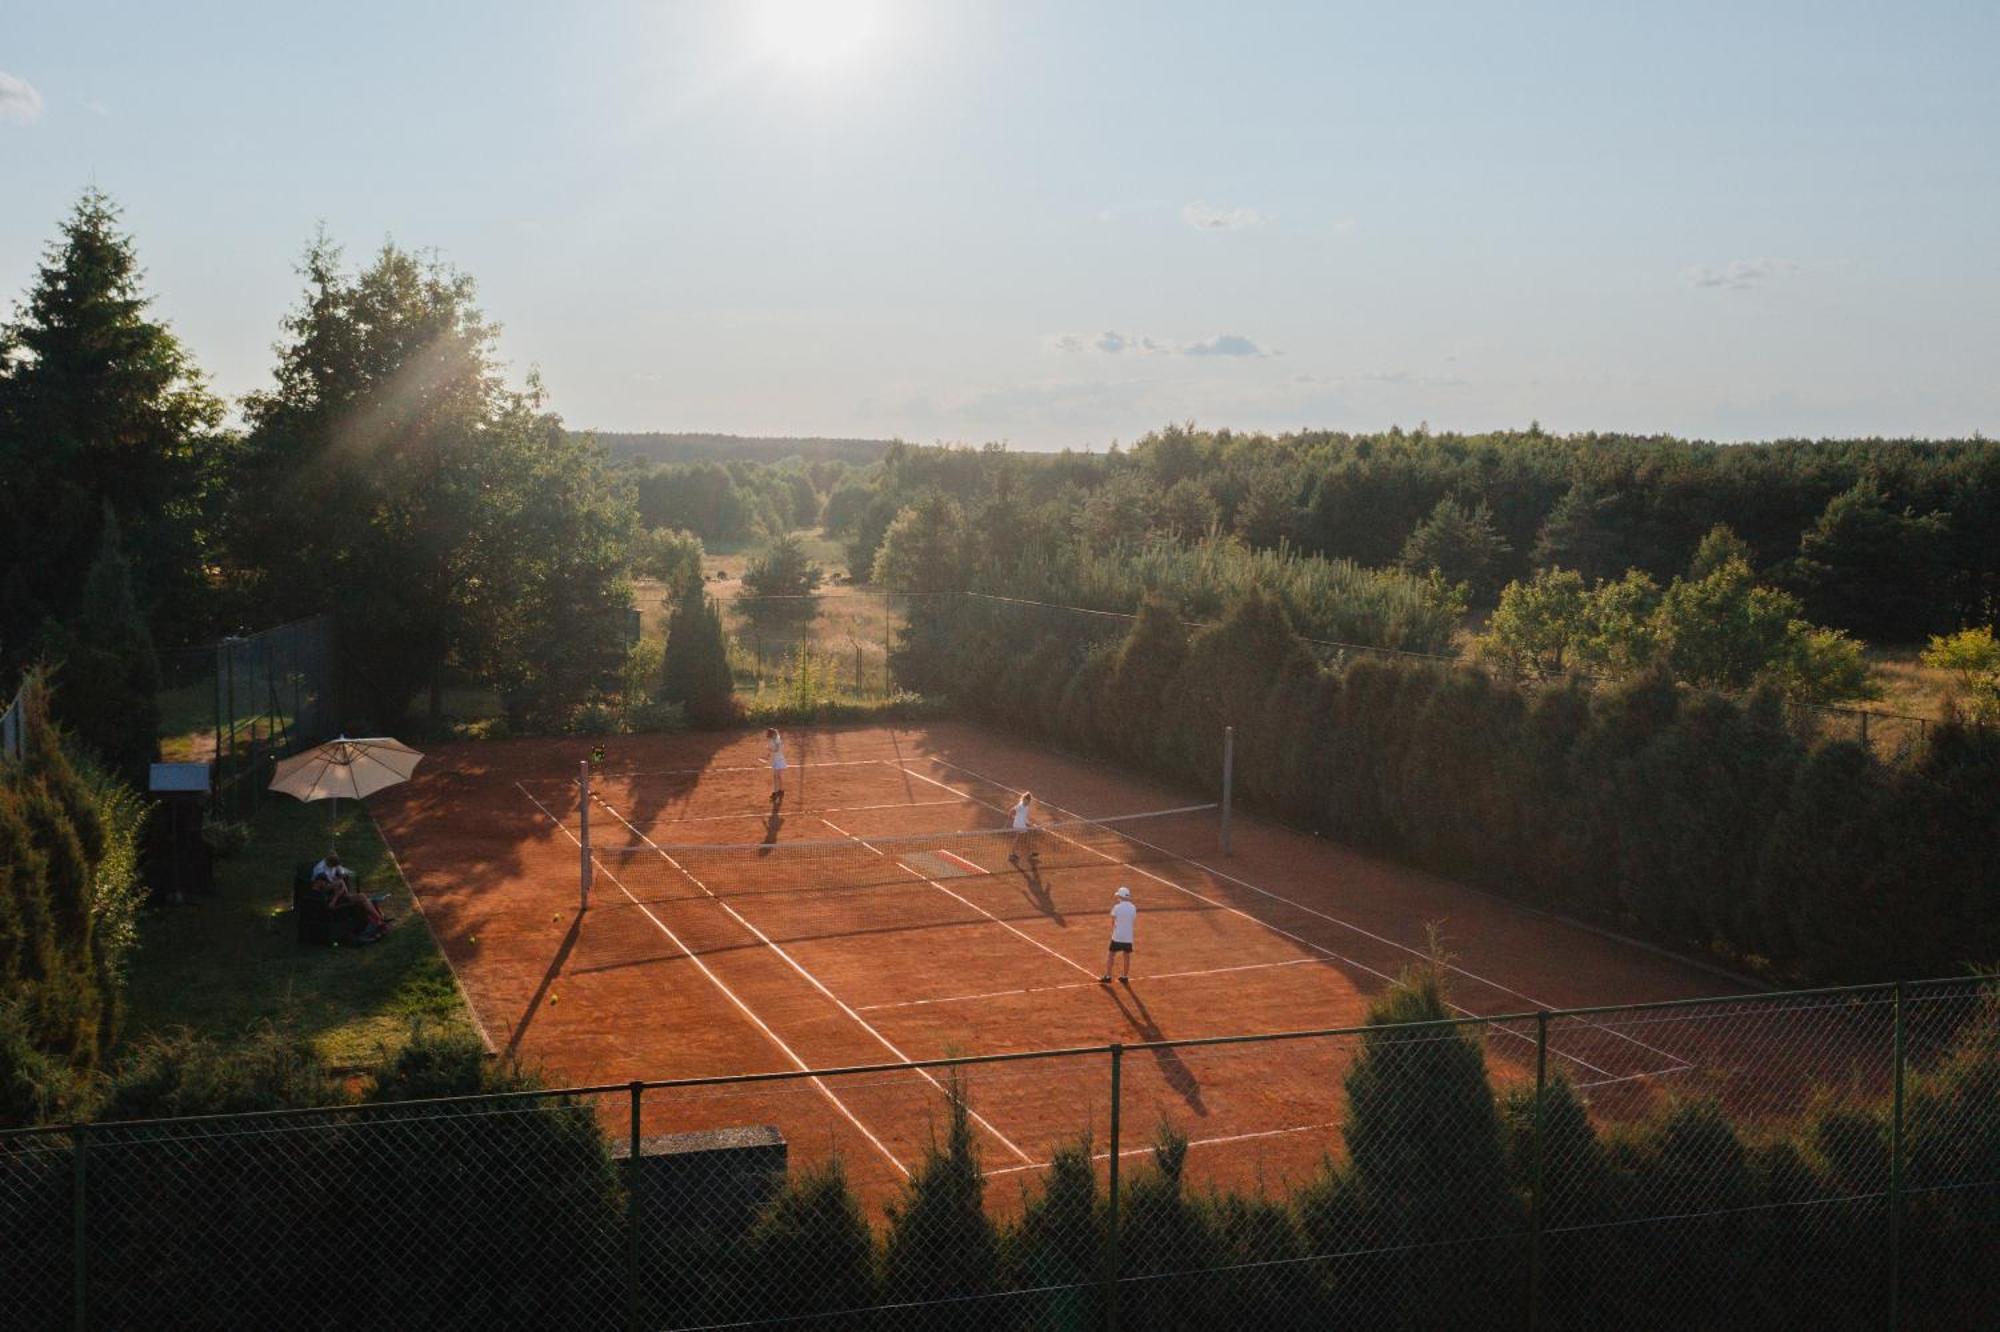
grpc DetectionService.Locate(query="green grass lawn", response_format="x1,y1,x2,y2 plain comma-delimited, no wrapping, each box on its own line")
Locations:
121,794,475,1073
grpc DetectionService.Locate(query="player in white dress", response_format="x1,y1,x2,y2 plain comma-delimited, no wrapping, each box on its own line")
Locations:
1007,791,1039,868
1101,885,1136,984
766,727,787,805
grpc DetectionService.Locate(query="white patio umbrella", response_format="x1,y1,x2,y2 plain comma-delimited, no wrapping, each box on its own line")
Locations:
268,736,424,849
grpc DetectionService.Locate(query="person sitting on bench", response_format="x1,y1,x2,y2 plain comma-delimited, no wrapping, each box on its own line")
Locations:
312,852,389,939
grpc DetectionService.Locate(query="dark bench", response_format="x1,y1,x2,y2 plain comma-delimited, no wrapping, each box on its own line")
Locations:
293,862,369,946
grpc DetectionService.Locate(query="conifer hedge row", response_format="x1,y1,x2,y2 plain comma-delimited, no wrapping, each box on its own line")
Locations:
894,593,2000,984
18,969,1990,1327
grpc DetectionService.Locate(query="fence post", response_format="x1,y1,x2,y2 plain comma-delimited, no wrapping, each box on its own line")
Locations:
1105,1043,1123,1332
1889,981,1905,1331
1528,1011,1549,1331
1220,726,1235,857
579,760,593,911
1859,711,1870,749
71,1122,87,1332
627,1080,644,1331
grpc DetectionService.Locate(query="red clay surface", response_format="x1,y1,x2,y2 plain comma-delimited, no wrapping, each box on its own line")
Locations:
370,722,1884,1211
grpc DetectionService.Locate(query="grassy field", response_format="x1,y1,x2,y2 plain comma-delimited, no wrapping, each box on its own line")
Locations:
122,795,474,1073
1862,644,1957,718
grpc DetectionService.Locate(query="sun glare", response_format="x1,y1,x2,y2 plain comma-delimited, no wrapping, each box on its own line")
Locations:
750,0,885,74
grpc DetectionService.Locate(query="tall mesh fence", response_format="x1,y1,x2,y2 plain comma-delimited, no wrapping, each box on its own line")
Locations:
5,978,1996,1329
157,615,336,820
714,592,913,703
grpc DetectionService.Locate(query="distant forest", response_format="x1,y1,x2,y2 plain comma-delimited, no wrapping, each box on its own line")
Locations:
590,431,889,467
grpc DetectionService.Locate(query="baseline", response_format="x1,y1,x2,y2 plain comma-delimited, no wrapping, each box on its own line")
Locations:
585,786,1040,1166
512,781,911,1178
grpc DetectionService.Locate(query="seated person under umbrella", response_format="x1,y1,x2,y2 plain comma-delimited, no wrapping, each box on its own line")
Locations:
311,852,390,939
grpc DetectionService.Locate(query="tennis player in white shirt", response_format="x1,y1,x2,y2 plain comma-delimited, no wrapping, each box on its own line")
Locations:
1006,791,1040,869
766,727,787,806
1101,885,1136,985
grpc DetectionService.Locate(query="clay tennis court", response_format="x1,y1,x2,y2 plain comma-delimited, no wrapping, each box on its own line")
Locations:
369,721,1874,1208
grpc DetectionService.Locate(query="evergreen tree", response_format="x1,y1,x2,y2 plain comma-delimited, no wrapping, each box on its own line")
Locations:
1793,476,1951,641
881,1076,999,1323
1531,482,1626,580
1339,958,1521,1324
0,189,225,668
1688,523,1753,579
659,578,736,727
1399,495,1512,602
45,505,161,780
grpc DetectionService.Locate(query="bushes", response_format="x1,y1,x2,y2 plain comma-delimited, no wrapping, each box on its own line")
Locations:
0,673,146,1099
658,578,737,728
7,974,1998,1327
896,590,2000,984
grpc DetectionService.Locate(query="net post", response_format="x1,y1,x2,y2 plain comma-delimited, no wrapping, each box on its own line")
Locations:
579,759,593,911
1528,1009,1549,1331
626,1080,644,1331
1105,1042,1123,1332
1889,980,1905,1330
71,1120,87,1332
1220,726,1235,857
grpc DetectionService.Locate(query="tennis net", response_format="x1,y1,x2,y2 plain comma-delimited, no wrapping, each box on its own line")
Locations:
587,804,1218,901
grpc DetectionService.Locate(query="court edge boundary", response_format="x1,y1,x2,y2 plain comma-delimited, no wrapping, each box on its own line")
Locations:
2,978,1934,1139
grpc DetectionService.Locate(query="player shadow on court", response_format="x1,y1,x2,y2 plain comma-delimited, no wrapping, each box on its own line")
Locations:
758,807,782,853
504,911,583,1059
1016,863,1066,926
1107,983,1206,1116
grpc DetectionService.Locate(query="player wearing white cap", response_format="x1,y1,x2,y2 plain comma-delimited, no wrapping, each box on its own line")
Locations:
1100,885,1136,985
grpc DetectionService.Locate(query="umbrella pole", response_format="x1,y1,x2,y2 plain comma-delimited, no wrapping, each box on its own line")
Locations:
330,793,338,853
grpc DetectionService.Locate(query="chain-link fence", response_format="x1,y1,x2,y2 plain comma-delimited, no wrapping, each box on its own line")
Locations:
717,592,915,703
157,615,336,820
4,977,1994,1329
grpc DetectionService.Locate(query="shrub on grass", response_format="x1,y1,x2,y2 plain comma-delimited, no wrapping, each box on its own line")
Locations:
1002,1138,1102,1327
659,578,737,728
1338,959,1521,1325
882,1075,1000,1325
741,1157,878,1323
1116,1123,1224,1331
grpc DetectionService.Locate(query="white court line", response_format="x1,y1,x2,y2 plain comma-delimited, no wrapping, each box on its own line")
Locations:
858,956,1329,1012
1574,1066,1695,1091
537,797,967,830
816,814,1101,982
983,1119,1346,1179
898,760,1657,1083
511,782,910,1178
587,789,1038,1166
563,758,916,779
922,755,1704,1076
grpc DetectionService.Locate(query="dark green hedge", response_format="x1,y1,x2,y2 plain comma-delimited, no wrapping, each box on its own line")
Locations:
896,591,2000,984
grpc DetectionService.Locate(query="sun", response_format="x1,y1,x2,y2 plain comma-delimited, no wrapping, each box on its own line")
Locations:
750,0,886,74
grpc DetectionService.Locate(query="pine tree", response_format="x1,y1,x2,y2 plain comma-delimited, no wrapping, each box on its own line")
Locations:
659,579,736,727
46,505,161,780
1340,958,1520,1324
0,190,224,670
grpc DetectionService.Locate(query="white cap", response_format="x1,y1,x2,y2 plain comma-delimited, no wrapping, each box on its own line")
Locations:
1115,885,1131,898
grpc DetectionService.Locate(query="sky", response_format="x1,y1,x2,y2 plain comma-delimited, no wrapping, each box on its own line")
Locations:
3,0,1997,449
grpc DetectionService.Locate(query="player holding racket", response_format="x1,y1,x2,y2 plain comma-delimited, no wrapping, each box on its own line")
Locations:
766,727,787,806
1007,791,1040,869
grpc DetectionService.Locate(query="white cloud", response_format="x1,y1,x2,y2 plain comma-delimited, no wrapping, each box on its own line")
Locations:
1182,333,1269,357
1050,329,1268,357
1182,200,1263,231
0,72,44,125
1685,257,1798,290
